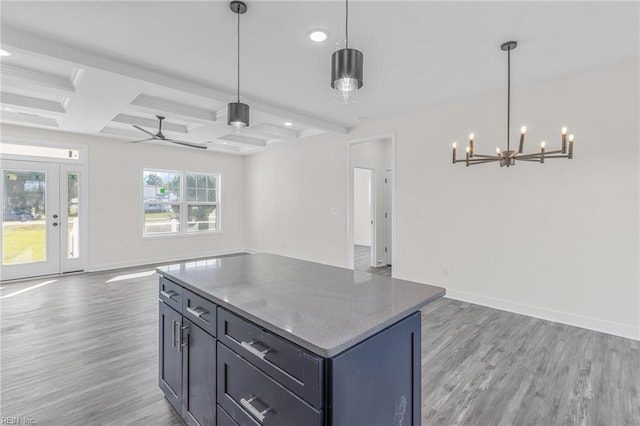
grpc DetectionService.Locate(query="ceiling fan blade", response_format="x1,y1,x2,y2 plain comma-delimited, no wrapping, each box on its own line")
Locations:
166,139,208,150
130,137,154,143
133,125,156,137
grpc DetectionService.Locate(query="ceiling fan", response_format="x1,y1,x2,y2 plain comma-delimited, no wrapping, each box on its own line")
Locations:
130,115,207,150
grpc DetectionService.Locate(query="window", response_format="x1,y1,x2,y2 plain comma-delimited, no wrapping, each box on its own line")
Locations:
143,169,220,236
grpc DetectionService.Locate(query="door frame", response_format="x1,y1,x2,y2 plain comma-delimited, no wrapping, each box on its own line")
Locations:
1,138,89,279
383,168,392,266
346,132,397,274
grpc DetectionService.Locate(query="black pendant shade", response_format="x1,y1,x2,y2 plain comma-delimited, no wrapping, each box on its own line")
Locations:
331,0,363,104
227,101,250,128
228,1,249,129
331,47,364,94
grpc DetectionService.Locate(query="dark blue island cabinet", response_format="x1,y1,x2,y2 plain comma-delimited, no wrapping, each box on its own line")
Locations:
157,254,445,426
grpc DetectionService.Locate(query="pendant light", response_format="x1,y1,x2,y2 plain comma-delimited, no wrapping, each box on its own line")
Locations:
452,41,575,167
331,0,364,104
228,1,249,129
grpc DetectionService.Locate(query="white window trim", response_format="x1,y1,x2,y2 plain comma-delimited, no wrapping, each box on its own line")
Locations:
141,168,222,238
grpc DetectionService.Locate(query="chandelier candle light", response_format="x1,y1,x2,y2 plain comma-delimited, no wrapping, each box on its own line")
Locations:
452,41,574,167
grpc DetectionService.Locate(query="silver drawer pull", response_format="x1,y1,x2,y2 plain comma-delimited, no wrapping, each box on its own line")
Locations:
186,306,208,319
160,290,176,299
240,396,271,423
240,340,271,360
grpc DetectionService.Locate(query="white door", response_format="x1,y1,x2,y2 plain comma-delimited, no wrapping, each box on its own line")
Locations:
384,169,392,265
1,160,82,280
353,167,376,267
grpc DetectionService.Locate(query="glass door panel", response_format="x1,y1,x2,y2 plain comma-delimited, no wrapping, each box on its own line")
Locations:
67,171,79,260
1,160,60,280
2,170,47,265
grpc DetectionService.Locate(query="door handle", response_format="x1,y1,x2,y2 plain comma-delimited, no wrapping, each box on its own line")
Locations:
240,340,271,360
240,396,271,423
178,323,187,352
160,290,176,299
186,306,208,319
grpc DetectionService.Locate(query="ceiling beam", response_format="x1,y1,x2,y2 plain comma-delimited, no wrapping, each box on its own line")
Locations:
129,94,217,124
0,92,65,115
0,63,75,97
244,123,298,140
113,113,188,134
217,133,267,147
99,126,142,139
2,24,348,135
1,110,59,128
206,141,241,153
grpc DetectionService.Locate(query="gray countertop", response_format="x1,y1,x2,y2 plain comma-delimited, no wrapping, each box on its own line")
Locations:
157,253,445,357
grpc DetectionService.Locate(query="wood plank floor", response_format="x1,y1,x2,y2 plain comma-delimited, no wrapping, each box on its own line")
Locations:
354,244,391,276
1,260,638,425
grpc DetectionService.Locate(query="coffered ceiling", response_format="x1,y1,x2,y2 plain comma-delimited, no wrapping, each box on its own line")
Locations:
1,1,638,155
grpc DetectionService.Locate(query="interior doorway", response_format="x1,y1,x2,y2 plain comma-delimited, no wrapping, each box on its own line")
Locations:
347,133,395,277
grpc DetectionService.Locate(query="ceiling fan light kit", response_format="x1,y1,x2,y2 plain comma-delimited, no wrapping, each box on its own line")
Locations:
228,0,250,130
331,0,364,104
452,41,575,167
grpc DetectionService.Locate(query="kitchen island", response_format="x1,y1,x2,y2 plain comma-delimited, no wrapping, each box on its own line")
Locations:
157,253,445,426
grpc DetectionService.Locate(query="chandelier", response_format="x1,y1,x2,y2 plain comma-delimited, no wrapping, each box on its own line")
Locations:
452,41,574,167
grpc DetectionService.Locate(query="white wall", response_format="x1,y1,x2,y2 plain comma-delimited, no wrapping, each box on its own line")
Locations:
353,168,372,246
244,134,347,267
351,139,392,264
0,125,246,270
245,60,640,340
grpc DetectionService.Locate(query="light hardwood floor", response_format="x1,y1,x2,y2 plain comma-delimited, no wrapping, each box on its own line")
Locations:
1,260,638,425
354,244,391,276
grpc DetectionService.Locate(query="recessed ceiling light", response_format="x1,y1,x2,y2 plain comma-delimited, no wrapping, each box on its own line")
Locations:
308,30,328,43
284,122,293,127
0,49,12,57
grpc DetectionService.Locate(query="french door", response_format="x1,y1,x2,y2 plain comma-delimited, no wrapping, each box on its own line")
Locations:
1,159,83,280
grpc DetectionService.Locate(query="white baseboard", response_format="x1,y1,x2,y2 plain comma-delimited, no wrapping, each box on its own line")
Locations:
353,241,371,247
88,247,247,272
445,288,640,341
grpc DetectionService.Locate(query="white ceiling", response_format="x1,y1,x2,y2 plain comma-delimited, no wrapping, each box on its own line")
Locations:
1,1,638,154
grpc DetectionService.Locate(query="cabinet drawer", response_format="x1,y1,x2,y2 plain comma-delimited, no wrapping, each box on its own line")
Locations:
183,289,217,337
217,308,323,409
217,405,243,426
217,343,322,426
159,276,182,312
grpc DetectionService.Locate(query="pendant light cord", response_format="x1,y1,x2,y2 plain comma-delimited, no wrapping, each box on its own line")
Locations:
507,47,511,152
237,10,241,102
345,0,349,49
